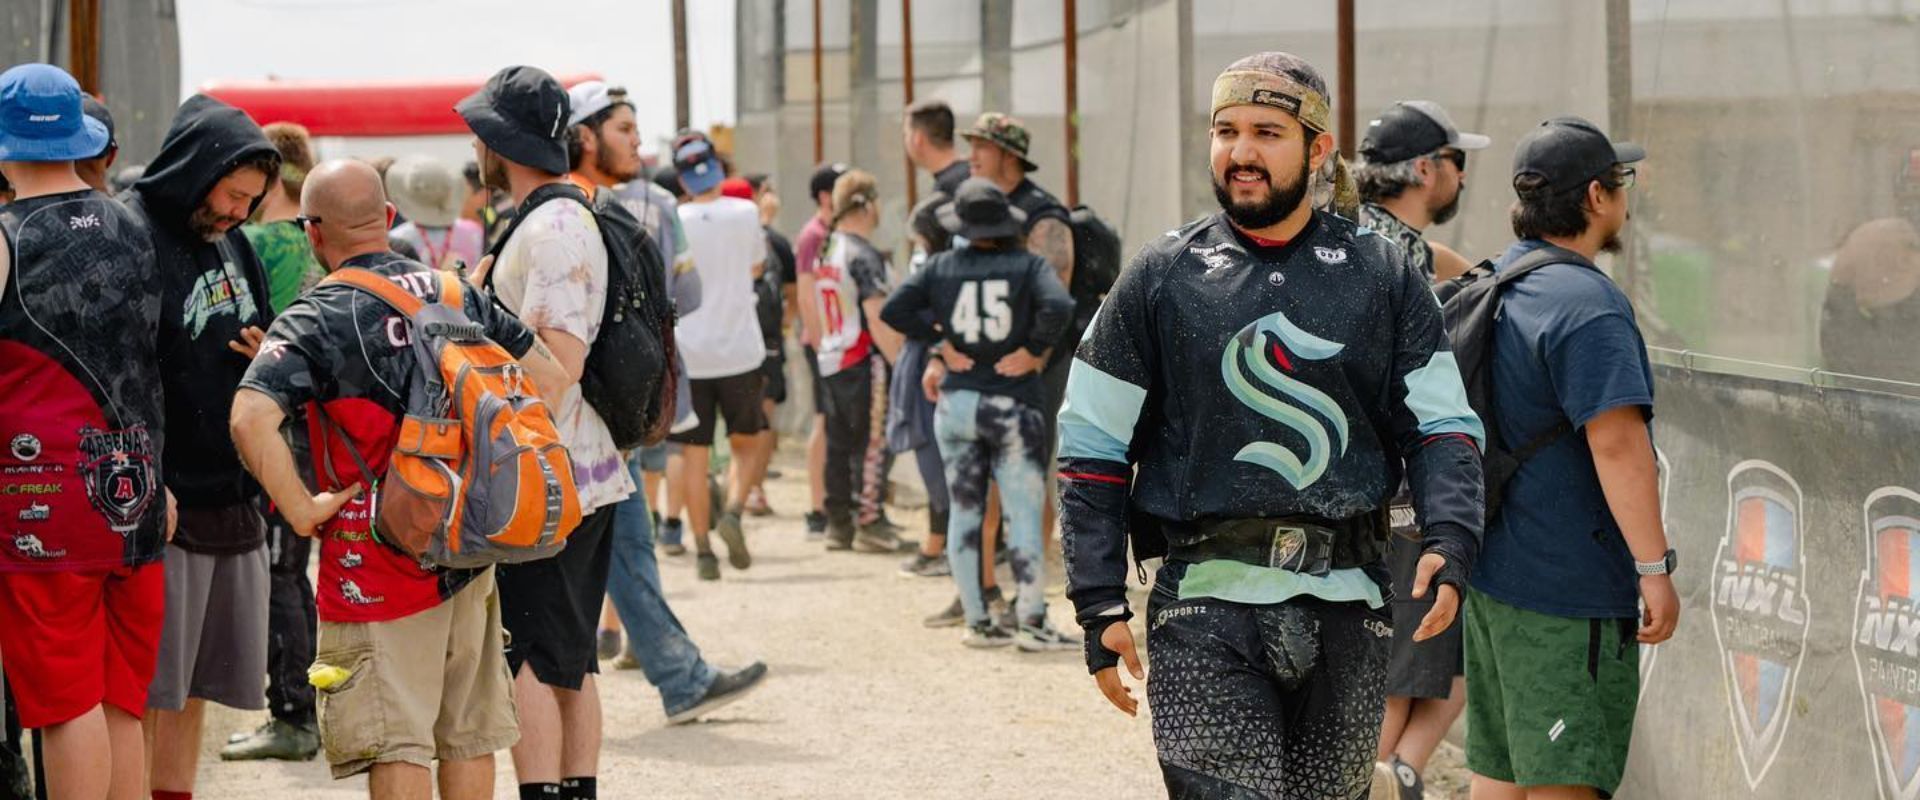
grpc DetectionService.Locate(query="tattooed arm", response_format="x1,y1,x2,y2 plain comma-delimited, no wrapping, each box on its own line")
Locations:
1027,217,1075,293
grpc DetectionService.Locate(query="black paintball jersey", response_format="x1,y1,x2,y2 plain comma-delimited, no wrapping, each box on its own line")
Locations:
1056,211,1485,620
0,190,166,572
880,246,1075,408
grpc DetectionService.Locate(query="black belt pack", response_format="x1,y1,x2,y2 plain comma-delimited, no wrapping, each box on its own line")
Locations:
1164,514,1385,577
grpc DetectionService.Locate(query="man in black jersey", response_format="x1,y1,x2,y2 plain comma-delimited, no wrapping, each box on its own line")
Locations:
1058,52,1486,798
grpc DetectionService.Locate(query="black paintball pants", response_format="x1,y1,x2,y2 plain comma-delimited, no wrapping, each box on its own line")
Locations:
1146,560,1392,799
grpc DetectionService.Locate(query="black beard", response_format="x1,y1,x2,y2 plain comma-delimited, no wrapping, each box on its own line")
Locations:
1600,231,1624,254
1432,193,1461,225
594,144,639,183
188,204,243,242
1213,158,1310,231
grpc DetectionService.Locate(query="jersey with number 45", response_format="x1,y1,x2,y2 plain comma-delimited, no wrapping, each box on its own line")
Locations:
879,245,1075,409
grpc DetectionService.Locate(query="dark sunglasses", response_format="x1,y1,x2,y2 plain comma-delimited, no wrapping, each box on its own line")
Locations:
294,215,323,229
1434,149,1467,171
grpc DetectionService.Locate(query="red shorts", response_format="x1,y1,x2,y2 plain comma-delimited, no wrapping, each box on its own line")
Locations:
0,562,165,729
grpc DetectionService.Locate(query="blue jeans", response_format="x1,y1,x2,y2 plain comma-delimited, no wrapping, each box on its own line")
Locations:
608,455,717,714
935,389,1048,628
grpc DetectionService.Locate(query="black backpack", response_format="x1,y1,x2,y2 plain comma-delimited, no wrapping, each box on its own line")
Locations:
1436,244,1595,521
1068,205,1123,305
487,183,678,450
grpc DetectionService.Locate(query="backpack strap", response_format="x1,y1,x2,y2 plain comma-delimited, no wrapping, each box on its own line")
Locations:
322,267,438,316
1486,244,1598,462
482,182,594,290
1493,244,1596,287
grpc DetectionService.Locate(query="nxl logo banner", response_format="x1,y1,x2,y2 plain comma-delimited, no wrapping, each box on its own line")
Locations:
1710,461,1812,790
1853,487,1920,800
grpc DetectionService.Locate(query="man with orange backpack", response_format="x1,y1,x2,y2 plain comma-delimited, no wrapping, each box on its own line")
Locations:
230,159,570,798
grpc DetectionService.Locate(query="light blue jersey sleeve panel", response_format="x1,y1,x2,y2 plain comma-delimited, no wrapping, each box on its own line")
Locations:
1057,358,1146,464
1404,351,1486,448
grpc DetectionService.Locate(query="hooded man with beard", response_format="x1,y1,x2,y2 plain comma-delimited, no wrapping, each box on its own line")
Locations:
1056,52,1486,798
119,93,281,799
1355,100,1488,286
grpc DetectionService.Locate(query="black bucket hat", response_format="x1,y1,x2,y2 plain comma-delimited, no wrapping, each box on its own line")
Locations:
456,66,571,175
937,177,1028,240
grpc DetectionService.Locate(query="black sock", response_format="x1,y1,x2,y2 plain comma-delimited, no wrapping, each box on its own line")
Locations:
519,784,562,800
562,777,597,800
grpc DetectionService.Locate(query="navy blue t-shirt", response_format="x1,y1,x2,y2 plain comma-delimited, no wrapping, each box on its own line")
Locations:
1469,239,1655,619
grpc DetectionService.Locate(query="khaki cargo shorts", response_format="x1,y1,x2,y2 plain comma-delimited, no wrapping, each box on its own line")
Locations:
314,567,518,779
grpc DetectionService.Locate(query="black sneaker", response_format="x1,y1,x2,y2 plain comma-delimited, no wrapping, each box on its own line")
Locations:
804,510,828,541
667,661,770,724
898,552,951,578
825,516,856,551
922,596,965,628
854,525,914,554
696,552,721,581
716,510,752,569
219,718,319,762
962,622,1016,649
1388,754,1425,800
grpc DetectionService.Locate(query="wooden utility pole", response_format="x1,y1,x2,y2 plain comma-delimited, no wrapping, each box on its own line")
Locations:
902,0,917,208
1335,0,1355,157
812,0,824,163
672,0,690,131
1063,0,1079,206
68,0,100,95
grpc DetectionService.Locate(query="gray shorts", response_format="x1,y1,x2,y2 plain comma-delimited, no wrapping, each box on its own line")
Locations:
148,540,270,711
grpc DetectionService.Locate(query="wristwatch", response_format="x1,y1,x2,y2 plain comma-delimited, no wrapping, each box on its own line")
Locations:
1635,548,1678,576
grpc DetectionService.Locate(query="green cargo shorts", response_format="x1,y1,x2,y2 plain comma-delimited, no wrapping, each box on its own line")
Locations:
1463,586,1640,798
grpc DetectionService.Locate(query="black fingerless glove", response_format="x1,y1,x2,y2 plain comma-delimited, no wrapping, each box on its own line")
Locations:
1421,521,1475,594
1080,609,1132,675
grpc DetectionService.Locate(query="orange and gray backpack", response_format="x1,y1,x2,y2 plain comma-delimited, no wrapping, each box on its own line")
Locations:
314,267,582,569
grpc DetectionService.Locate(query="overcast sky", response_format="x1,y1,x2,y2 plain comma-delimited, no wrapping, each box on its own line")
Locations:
177,0,737,150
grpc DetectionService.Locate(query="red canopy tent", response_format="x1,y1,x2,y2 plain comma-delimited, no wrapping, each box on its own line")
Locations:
199,73,603,137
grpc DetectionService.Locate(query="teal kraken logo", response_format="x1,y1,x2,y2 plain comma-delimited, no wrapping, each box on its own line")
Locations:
1221,311,1349,489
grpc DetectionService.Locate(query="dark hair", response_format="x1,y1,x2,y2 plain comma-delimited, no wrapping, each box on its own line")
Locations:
462,161,483,192
968,235,1022,251
234,150,284,186
565,104,622,172
906,99,955,149
1510,165,1627,240
0,168,11,195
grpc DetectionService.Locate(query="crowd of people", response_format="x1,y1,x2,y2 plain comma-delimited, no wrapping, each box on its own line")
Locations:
0,46,1679,800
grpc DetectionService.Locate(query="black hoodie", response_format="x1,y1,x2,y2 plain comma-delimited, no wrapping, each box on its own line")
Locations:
121,95,278,534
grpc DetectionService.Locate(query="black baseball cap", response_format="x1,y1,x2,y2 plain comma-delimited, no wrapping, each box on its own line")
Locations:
937,177,1027,241
1359,100,1489,164
809,162,849,198
1512,116,1645,193
456,66,571,175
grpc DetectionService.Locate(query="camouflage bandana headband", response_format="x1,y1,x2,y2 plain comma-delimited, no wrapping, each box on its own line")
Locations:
1210,71,1332,133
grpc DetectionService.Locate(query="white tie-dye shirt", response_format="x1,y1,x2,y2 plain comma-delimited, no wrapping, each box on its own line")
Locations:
489,195,635,513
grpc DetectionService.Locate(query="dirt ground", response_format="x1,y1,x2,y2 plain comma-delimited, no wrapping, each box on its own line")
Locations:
182,442,1466,799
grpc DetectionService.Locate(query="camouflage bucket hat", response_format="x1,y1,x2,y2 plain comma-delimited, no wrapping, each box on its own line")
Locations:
961,112,1039,173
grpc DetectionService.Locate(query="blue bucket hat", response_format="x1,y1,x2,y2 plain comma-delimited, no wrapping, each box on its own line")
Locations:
0,64,109,163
